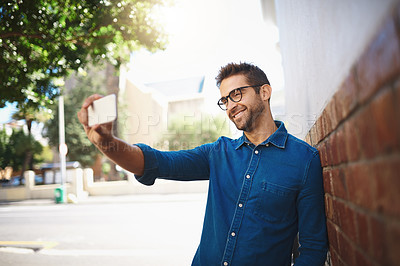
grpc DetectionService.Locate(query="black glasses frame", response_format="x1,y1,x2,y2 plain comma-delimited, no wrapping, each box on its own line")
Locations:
217,85,264,110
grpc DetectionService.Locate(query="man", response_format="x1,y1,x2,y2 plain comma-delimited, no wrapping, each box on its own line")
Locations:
78,62,328,265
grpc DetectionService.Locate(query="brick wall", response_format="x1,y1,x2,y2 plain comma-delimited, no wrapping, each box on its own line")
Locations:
305,4,400,266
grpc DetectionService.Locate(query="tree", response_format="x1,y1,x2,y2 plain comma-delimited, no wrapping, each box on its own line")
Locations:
0,0,168,110
9,129,43,172
11,105,52,178
0,127,43,183
0,128,12,169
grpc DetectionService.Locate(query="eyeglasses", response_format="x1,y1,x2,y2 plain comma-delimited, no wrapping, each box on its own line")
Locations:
217,85,263,110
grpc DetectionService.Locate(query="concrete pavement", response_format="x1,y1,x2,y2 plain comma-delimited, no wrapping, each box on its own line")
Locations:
0,193,208,266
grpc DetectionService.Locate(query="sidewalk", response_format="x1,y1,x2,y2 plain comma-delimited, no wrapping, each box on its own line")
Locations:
0,192,207,266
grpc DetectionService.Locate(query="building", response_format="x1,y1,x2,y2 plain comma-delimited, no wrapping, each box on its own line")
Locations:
119,73,207,149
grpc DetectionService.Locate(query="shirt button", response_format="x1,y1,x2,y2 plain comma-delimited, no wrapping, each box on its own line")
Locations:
266,143,269,147
238,203,243,208
254,150,259,154
246,174,250,179
231,232,236,237
224,262,228,266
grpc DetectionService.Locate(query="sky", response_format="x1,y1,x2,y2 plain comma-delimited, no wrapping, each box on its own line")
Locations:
0,102,17,124
127,0,284,114
0,0,284,124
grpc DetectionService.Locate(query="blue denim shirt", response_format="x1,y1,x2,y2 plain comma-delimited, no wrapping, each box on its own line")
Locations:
135,121,328,266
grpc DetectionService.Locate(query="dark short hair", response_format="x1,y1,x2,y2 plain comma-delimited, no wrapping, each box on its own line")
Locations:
215,62,270,94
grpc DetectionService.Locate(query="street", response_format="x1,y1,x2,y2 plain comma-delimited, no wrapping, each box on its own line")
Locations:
0,193,207,266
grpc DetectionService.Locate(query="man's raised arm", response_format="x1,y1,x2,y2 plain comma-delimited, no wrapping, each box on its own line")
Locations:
77,94,144,176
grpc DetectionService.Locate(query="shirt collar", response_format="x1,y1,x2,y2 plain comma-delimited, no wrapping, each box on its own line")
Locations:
235,120,288,149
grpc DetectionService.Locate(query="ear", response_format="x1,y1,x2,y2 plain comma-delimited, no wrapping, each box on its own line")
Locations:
260,84,272,102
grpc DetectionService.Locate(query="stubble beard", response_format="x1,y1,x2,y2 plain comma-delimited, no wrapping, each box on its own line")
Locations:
232,100,265,132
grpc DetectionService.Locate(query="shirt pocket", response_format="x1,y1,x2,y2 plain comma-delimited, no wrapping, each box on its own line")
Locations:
254,182,298,223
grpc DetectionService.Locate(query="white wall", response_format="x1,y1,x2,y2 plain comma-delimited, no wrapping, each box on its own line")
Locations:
274,0,399,138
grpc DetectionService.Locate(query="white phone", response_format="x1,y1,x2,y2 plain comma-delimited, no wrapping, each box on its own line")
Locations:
88,94,117,127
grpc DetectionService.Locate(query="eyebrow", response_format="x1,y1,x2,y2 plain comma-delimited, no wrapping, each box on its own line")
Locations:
221,85,254,99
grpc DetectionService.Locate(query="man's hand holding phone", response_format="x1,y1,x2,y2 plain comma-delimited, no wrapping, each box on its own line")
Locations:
77,94,117,150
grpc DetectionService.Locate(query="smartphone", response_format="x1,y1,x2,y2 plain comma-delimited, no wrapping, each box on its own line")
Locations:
88,94,117,127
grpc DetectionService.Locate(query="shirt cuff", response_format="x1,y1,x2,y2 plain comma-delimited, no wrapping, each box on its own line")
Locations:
134,143,160,185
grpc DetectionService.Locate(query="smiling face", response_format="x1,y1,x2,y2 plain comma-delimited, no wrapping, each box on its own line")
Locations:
219,74,266,133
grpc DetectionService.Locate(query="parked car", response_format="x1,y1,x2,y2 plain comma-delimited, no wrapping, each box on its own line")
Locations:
0,175,44,187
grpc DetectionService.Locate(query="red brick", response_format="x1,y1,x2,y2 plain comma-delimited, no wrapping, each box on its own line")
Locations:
336,127,347,164
331,168,347,199
386,222,400,266
332,198,347,230
332,250,348,266
354,248,373,266
323,169,333,195
395,82,400,138
329,133,341,166
327,220,339,252
325,194,334,221
370,158,400,218
370,88,400,154
340,205,357,244
355,211,371,254
335,70,359,122
346,164,375,209
327,97,339,132
323,109,333,137
321,112,327,138
318,141,329,167
331,198,342,226
343,119,361,162
337,230,356,266
354,107,379,159
321,113,329,141
333,94,344,127
315,115,325,144
310,124,318,147
356,16,400,104
330,249,343,266
324,137,333,166
369,216,385,264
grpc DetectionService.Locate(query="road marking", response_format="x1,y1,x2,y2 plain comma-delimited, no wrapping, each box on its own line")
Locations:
0,247,35,254
0,241,58,250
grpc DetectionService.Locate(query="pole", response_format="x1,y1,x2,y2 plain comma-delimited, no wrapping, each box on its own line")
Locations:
58,95,67,203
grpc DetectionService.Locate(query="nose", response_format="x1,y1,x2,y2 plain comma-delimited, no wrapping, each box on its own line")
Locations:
226,99,238,112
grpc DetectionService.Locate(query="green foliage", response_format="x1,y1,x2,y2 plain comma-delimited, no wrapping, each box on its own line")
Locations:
102,162,111,175
0,0,168,110
158,114,231,151
0,128,12,169
35,144,53,163
11,104,53,124
43,66,107,167
0,128,43,170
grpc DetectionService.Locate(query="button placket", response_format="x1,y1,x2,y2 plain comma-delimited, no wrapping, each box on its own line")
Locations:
222,145,261,265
